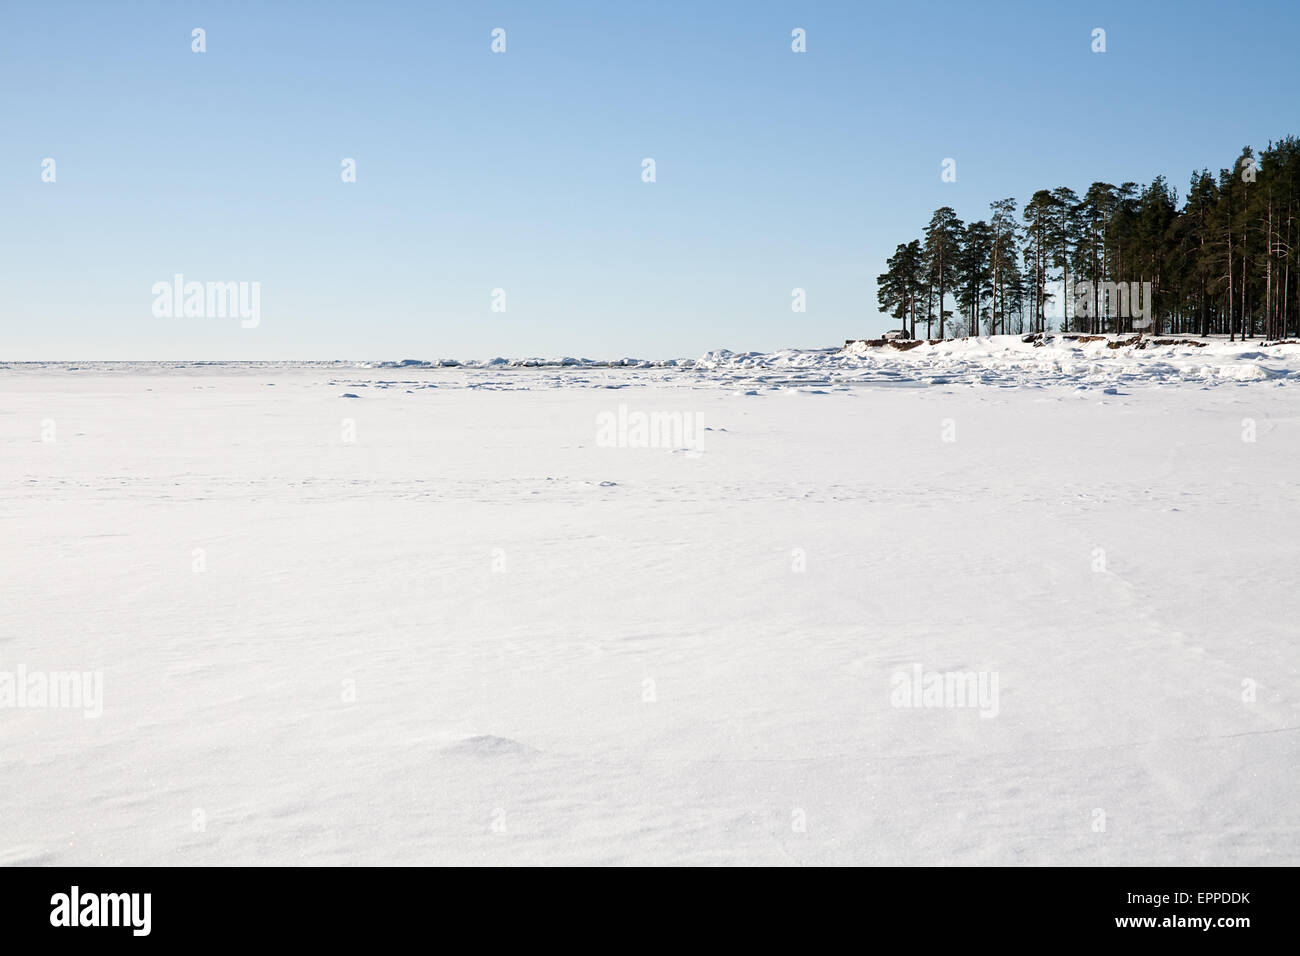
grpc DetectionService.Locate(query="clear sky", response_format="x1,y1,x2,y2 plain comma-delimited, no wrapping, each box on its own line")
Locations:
3,0,1297,360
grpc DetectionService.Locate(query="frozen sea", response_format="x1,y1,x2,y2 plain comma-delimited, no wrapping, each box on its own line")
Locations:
2,336,1298,864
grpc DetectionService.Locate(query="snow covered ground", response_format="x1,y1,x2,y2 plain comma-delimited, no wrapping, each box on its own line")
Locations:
2,338,1298,865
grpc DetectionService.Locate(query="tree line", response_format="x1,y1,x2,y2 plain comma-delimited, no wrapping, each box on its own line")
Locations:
876,136,1300,340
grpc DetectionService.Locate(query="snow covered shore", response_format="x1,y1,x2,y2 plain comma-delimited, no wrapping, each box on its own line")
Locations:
8,335,1300,392
1,354,1298,864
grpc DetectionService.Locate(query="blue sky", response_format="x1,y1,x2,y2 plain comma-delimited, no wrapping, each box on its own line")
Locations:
2,0,1296,359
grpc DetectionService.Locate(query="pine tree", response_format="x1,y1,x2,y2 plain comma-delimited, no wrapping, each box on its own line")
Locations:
924,208,964,339
1049,187,1080,331
1180,171,1219,337
878,240,926,338
1110,183,1140,332
1022,191,1054,333
1076,183,1117,332
988,199,1019,335
902,239,925,339
957,220,992,336
1135,178,1177,335
1210,163,1241,339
